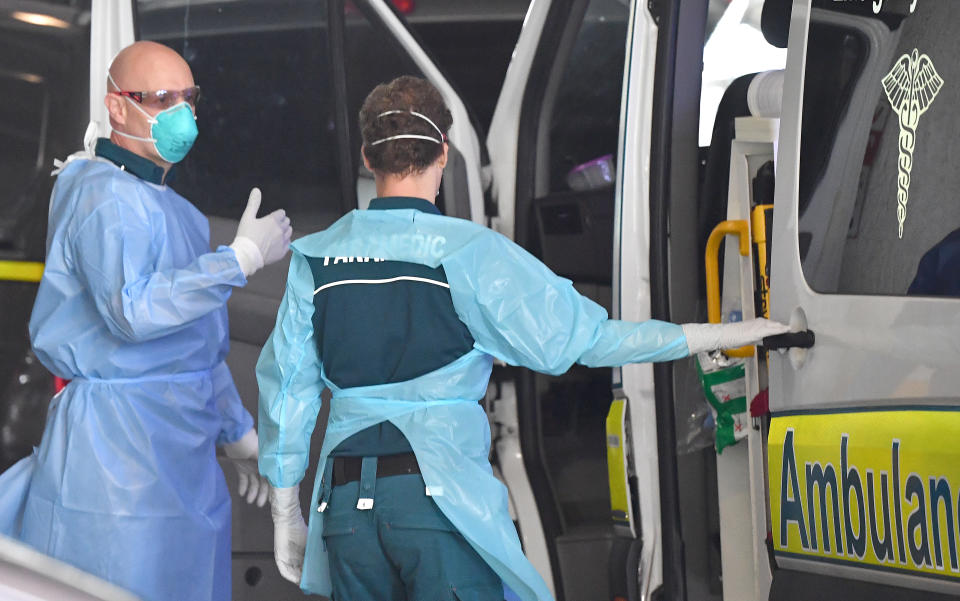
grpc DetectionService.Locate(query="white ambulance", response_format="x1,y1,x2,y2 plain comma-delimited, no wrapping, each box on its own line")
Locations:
2,0,957,600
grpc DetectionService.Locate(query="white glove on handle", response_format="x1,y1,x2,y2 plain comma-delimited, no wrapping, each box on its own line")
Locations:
229,188,293,277
681,318,791,355
222,429,269,507
270,485,308,584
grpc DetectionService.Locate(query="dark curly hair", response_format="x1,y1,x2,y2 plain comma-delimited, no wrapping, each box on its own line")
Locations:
359,76,452,177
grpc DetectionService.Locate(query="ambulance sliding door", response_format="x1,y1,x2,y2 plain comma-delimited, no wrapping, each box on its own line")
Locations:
507,1,637,598
768,0,960,598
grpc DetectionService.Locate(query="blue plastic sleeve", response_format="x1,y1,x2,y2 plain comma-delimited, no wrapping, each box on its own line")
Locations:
71,194,246,343
257,250,325,488
442,232,690,374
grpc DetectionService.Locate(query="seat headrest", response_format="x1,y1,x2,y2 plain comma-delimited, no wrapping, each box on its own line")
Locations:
761,0,792,48
747,70,785,118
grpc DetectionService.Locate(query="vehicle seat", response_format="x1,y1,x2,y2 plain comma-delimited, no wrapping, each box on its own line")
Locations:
697,0,790,297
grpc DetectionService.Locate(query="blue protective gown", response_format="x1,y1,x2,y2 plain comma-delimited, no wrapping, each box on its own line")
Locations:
258,206,691,601
0,156,252,601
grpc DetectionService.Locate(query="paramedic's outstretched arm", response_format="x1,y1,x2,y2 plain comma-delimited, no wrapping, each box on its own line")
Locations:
256,249,323,583
445,233,784,374
679,320,788,354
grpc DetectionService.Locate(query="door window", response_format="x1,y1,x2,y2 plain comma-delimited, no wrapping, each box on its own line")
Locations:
700,0,787,146
0,1,89,256
543,0,628,196
0,0,90,472
138,0,344,234
798,0,960,297
0,75,44,220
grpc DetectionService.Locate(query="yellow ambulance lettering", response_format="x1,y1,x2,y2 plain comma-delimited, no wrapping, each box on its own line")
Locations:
769,410,960,580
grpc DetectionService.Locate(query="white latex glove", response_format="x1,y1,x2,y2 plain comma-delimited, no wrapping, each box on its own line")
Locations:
222,429,269,507
229,188,293,277
681,318,791,355
269,485,308,584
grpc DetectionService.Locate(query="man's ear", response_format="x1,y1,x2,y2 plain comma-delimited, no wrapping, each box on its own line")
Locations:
361,145,372,171
437,142,449,170
105,93,126,127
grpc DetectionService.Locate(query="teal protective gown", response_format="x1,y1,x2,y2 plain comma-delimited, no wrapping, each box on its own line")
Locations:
257,206,691,601
0,156,252,601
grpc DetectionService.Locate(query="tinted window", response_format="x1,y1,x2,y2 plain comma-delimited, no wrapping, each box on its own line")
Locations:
138,0,498,224
0,76,44,214
139,0,344,233
0,1,90,472
799,0,960,296
546,0,628,194
0,3,89,257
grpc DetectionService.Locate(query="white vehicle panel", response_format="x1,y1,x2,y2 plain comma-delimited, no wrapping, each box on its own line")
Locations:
614,0,660,595
769,0,960,593
486,0,553,238
0,536,142,601
769,1,960,413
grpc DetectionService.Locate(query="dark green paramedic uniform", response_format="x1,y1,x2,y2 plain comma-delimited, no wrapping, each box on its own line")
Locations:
310,197,503,601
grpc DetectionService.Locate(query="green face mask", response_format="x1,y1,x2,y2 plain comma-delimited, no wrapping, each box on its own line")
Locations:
115,96,199,164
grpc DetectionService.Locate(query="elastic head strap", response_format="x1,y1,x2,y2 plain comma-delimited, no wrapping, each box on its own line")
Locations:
368,134,441,147
368,109,445,146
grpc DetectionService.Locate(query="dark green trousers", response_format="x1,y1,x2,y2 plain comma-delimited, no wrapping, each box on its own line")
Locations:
322,472,504,601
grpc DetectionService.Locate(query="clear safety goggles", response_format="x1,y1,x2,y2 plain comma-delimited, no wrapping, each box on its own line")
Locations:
110,85,201,110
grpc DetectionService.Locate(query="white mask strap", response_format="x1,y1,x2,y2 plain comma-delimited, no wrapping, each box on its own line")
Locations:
369,110,444,146
112,129,155,144
108,71,158,126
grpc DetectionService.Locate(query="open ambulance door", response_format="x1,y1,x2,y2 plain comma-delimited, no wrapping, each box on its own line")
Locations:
486,0,723,598
765,0,960,599
485,0,638,597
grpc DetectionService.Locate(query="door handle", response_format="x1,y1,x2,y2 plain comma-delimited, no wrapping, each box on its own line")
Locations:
762,330,815,351
705,220,753,358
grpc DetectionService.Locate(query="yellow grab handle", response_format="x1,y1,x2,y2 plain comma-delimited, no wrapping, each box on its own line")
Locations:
0,261,45,283
705,220,753,358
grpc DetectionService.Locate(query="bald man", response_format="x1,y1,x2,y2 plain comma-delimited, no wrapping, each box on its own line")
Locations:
0,41,291,601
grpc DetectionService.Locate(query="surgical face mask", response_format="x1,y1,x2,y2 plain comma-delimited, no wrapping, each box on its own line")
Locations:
110,73,199,163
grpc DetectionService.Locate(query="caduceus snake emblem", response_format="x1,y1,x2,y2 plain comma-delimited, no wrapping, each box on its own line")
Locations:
881,48,943,238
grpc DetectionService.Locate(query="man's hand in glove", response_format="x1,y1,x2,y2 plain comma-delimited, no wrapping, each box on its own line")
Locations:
229,187,293,277
222,428,269,507
269,485,309,584
681,318,791,355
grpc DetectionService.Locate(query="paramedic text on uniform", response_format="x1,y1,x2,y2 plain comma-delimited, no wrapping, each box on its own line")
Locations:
0,41,292,601
258,76,789,601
